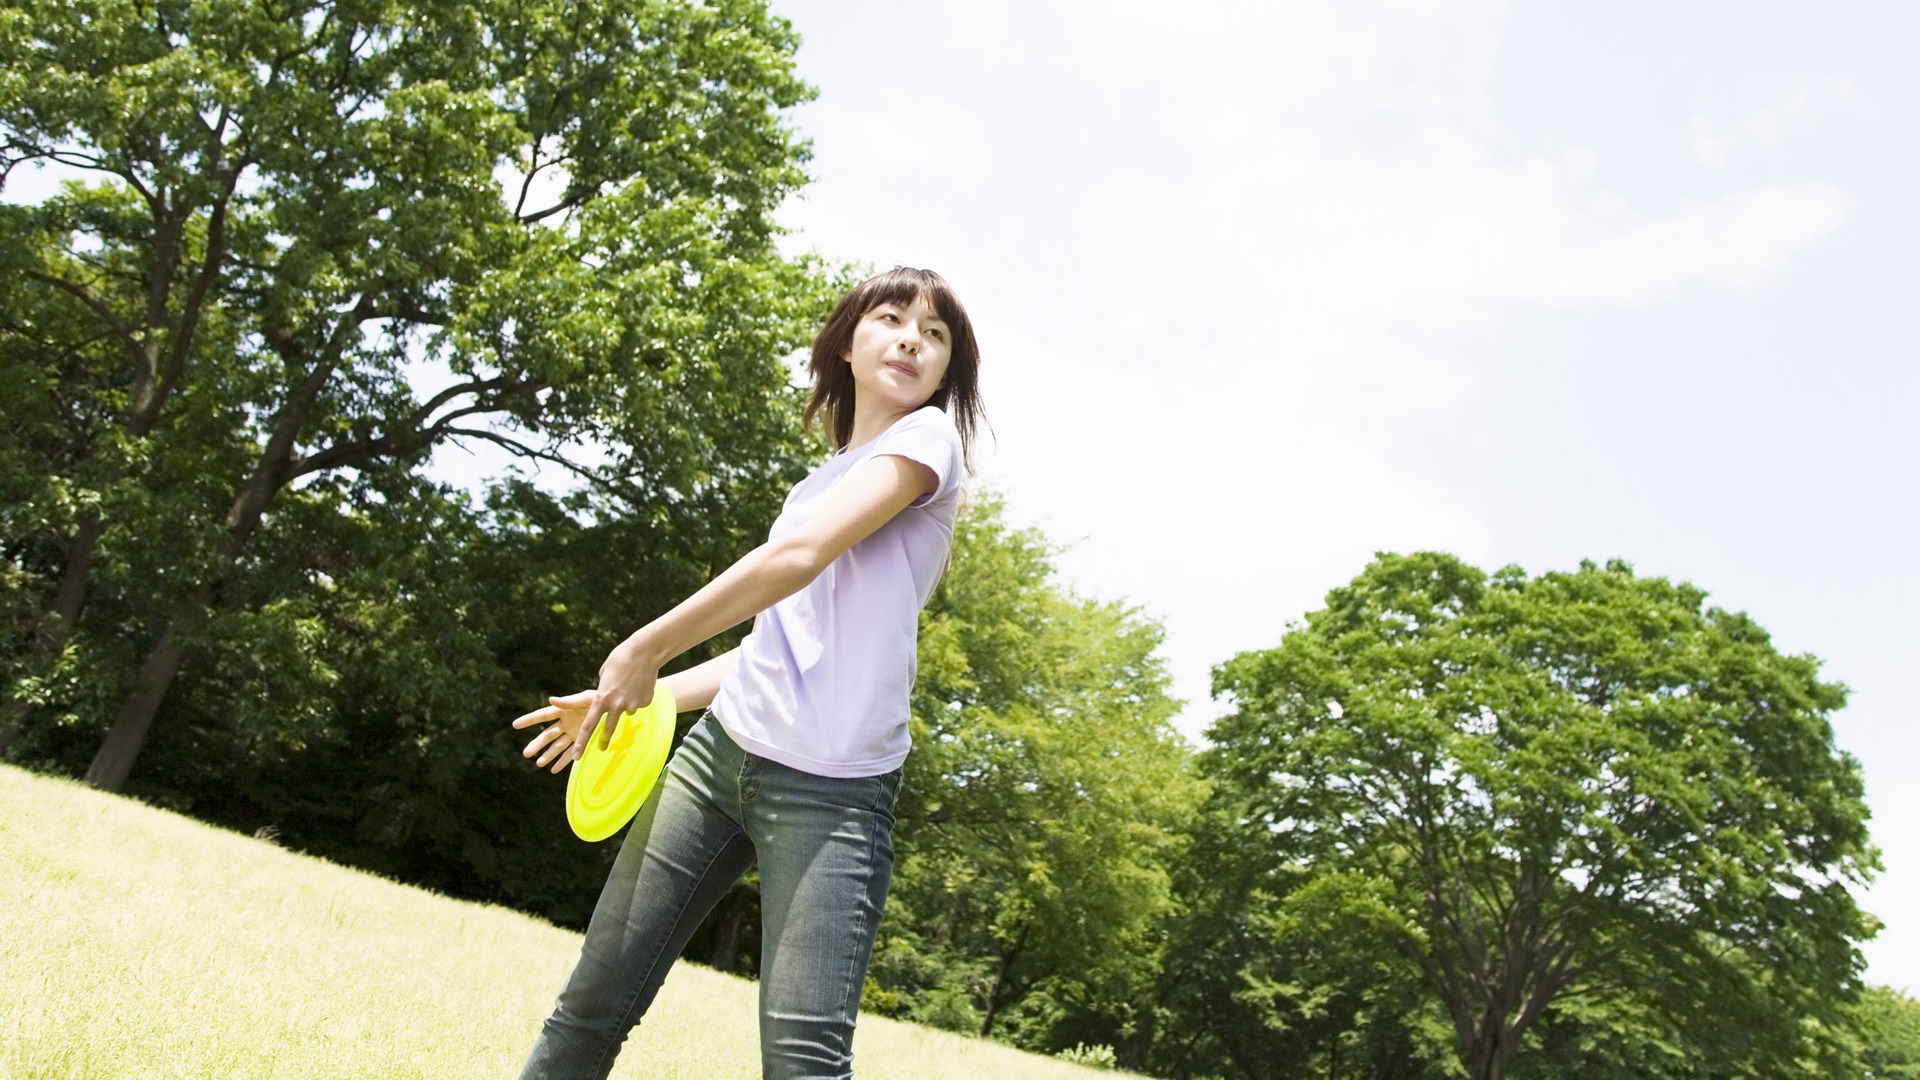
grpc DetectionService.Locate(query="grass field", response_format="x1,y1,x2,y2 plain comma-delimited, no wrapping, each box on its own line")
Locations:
0,763,1136,1079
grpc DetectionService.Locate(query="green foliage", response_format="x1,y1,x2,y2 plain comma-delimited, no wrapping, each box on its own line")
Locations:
1056,1043,1118,1070
867,493,1204,1057
1142,797,1453,1080
0,0,833,787
1859,986,1920,1080
1194,553,1878,1080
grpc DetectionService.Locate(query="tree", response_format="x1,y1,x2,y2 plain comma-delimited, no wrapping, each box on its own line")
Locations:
1858,986,1920,1080
1205,553,1879,1080
864,493,1204,1053
0,0,830,788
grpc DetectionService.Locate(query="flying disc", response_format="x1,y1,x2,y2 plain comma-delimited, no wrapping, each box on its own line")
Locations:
565,685,677,842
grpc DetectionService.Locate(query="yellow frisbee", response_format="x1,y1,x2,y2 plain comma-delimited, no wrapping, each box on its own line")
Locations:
565,685,677,842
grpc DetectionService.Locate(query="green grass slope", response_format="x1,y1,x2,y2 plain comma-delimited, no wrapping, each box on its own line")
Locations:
1,763,1134,1080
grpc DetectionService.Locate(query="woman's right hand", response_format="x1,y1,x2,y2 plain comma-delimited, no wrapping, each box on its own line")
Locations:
511,690,596,774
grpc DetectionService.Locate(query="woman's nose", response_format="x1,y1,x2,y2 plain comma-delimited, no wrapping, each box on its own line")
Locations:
897,332,919,355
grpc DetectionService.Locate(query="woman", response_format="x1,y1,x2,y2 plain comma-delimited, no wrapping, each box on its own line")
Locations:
512,266,985,1079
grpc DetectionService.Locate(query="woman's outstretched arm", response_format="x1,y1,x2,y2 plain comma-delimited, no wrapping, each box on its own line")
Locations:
570,452,936,759
660,648,738,713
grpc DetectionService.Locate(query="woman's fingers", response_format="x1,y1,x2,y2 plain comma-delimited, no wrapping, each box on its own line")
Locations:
528,722,576,773
510,704,558,730
575,701,637,759
596,709,623,752
572,718,602,760
574,702,604,762
521,722,559,757
512,690,602,772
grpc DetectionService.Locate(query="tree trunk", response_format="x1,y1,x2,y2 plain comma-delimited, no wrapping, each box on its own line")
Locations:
0,703,23,759
84,614,194,790
0,514,107,759
979,978,1002,1039
978,923,1030,1038
1466,1018,1521,1080
81,340,342,790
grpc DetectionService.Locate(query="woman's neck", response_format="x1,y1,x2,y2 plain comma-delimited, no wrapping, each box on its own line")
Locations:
845,398,921,451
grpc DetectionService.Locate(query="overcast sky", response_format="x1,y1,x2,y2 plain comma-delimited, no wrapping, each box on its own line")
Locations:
767,0,1919,992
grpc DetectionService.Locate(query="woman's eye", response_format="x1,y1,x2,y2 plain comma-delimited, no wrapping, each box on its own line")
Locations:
928,329,946,342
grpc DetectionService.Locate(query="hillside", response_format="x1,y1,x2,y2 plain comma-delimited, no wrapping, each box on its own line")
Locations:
0,764,1132,1079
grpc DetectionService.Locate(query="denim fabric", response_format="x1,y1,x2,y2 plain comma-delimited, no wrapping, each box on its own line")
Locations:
519,713,901,1080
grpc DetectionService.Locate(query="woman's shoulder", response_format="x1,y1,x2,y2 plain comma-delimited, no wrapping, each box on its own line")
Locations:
865,405,958,449
893,405,960,441
869,407,964,499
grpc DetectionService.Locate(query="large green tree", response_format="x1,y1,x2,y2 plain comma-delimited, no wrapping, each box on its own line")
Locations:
0,0,831,788
864,493,1204,1051
1204,553,1878,1080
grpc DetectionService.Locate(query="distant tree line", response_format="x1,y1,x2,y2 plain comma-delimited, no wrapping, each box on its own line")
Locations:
1,2,1909,1076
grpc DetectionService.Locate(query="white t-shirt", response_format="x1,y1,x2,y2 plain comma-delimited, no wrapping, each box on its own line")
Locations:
712,406,965,777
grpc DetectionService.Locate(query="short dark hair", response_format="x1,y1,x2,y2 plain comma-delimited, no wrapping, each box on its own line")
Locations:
803,266,985,470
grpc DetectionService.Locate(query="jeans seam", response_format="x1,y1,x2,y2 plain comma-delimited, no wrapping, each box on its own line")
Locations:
829,778,891,1069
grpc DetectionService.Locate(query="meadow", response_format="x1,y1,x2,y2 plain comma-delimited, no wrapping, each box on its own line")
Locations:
0,764,1134,1079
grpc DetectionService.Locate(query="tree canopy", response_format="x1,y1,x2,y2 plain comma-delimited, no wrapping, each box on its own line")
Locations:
0,0,835,788
1197,553,1879,1080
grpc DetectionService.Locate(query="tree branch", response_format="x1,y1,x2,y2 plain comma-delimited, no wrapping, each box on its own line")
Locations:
407,374,515,428
283,430,412,481
225,298,371,544
141,132,247,435
26,146,154,205
283,374,551,482
518,186,591,225
25,270,144,365
515,137,546,219
435,427,623,489
366,298,448,327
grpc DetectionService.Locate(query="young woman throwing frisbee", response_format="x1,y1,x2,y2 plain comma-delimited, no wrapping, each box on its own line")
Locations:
511,266,985,1080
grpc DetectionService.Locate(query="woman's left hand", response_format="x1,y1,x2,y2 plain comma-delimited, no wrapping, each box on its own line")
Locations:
575,639,662,762
511,690,594,774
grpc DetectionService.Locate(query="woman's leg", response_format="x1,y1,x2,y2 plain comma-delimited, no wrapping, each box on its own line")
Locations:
519,715,756,1080
747,760,903,1080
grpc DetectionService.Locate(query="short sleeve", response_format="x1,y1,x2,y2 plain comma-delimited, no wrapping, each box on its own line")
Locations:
869,406,964,507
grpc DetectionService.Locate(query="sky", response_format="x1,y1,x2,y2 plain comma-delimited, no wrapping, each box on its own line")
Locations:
765,0,1919,992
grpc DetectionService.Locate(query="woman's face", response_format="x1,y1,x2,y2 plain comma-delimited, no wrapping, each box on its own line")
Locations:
842,293,953,412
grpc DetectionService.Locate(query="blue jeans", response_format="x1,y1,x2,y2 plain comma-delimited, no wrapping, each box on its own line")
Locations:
519,713,902,1080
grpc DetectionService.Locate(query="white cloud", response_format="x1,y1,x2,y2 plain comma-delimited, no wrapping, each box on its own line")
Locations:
774,0,1856,729
1690,78,1839,171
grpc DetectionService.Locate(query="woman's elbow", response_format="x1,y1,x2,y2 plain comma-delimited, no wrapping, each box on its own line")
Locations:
762,538,832,590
